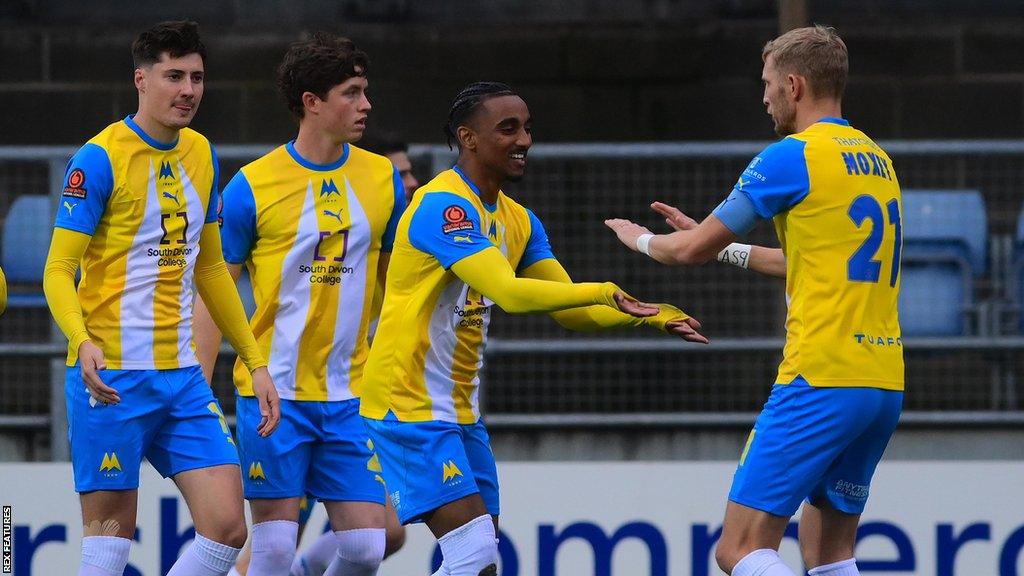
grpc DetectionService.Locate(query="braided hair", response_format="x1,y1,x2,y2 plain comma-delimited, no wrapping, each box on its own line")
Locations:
443,81,516,150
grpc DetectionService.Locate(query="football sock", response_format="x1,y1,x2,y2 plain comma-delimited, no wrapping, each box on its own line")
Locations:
808,558,859,576
166,532,242,576
731,548,797,576
79,536,131,576
323,528,385,575
248,520,299,576
431,515,497,576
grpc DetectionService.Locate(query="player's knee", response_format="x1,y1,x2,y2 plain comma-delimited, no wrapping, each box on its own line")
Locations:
337,527,386,571
384,524,406,558
202,520,248,550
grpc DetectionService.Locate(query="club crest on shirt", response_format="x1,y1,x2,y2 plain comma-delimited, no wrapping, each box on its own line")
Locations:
63,168,88,198
441,205,473,235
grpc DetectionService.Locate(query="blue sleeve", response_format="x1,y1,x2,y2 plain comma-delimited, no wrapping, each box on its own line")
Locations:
517,208,556,272
731,138,810,220
408,192,491,269
219,171,257,265
53,143,114,235
381,167,406,253
712,190,761,236
205,142,220,224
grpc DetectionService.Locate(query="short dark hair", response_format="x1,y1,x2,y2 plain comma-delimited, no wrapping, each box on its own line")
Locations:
277,32,369,121
360,134,408,157
443,81,516,150
131,20,206,68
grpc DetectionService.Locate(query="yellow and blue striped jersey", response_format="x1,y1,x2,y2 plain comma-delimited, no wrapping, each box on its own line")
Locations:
360,166,555,424
714,118,904,391
220,142,404,401
53,115,219,369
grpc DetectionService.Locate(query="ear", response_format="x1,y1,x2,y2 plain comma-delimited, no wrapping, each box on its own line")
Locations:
457,125,476,152
787,73,805,102
301,91,321,116
134,68,146,93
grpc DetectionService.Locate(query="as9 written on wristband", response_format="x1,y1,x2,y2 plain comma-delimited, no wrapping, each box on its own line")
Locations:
717,243,752,269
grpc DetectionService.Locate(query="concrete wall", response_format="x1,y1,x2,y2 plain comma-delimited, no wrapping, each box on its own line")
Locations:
2,14,1023,146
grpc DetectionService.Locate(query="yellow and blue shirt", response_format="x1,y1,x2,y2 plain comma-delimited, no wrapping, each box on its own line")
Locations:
220,142,404,401
360,166,554,424
714,117,904,391
53,115,219,369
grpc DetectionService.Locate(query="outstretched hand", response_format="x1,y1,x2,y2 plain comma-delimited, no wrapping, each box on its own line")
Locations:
665,316,709,344
650,201,698,232
613,291,659,318
604,219,652,252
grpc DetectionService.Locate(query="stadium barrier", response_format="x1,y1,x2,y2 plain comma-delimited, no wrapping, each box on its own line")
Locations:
4,461,1024,575
2,141,1024,459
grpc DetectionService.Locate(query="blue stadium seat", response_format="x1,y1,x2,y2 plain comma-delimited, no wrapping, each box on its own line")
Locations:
898,190,986,336
1,195,52,307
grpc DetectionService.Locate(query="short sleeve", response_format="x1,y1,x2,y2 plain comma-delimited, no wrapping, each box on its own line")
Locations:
731,138,810,220
219,171,257,264
53,143,114,236
205,142,221,224
517,208,555,272
408,192,491,269
381,167,406,252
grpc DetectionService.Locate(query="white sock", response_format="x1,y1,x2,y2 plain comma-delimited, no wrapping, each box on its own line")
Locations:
80,536,132,576
166,532,242,576
323,528,385,576
228,569,243,576
248,520,299,576
433,515,497,576
291,530,337,576
732,548,797,576
808,558,859,576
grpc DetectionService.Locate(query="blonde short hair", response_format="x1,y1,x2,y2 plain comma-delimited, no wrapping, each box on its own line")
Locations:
762,25,848,100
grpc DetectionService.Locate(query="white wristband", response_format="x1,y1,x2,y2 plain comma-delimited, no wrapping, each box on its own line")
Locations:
717,243,752,269
636,233,654,256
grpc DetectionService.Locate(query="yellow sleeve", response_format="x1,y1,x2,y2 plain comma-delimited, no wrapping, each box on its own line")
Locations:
43,228,92,352
194,222,266,372
520,258,691,332
0,265,6,317
450,247,619,313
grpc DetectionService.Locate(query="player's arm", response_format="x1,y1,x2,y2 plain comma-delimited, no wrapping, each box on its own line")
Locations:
520,258,707,342
193,157,278,436
44,143,118,403
650,201,786,278
193,262,243,383
606,139,809,271
451,248,650,315
413,193,655,316
195,223,278,436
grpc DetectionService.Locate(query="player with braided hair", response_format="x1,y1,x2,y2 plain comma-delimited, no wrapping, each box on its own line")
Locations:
360,81,706,576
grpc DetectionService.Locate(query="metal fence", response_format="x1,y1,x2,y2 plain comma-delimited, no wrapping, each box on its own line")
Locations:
2,141,1023,458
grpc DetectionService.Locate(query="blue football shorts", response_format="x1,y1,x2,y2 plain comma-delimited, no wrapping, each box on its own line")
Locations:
236,395,385,505
362,413,499,525
729,378,903,516
66,365,239,493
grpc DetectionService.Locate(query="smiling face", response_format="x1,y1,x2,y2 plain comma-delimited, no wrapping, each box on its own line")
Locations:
135,51,204,131
762,54,798,137
303,71,371,144
463,94,532,183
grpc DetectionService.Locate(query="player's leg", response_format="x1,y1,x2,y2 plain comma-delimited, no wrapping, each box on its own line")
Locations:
425,419,502,576
363,416,497,576
146,367,249,575
237,396,312,575
170,464,249,575
716,502,793,575
311,399,388,575
798,501,859,573
383,499,406,558
799,388,903,576
717,381,870,576
78,491,138,576
67,368,159,576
